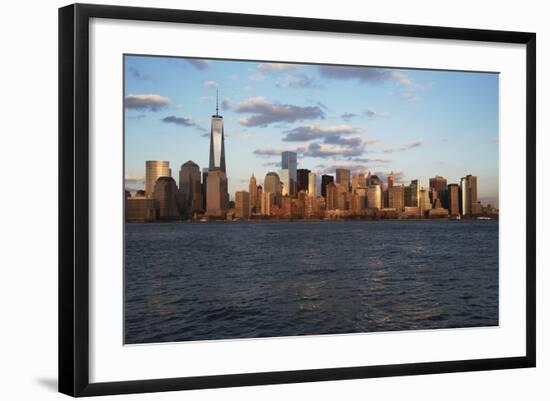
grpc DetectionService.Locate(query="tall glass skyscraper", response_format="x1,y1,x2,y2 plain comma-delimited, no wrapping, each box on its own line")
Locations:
281,151,297,196
209,92,226,173
145,160,170,198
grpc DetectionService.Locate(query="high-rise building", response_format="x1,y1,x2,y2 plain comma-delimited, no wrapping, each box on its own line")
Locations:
145,160,170,197
460,175,478,216
405,179,420,207
388,185,405,211
278,169,291,197
336,168,351,191
177,160,202,217
321,174,334,198
206,168,229,217
255,185,263,211
153,176,179,220
335,183,349,210
308,171,317,196
367,184,382,209
248,174,257,213
447,184,460,216
261,191,274,216
201,168,209,211
326,182,338,210
281,151,297,196
208,93,226,172
387,171,394,189
430,175,448,208
419,188,432,216
264,171,281,206
296,169,310,193
235,191,250,219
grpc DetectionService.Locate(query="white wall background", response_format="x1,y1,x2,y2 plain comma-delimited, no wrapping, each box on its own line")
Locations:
0,0,547,399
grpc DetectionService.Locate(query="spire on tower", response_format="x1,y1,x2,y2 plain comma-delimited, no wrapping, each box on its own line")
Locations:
216,89,219,115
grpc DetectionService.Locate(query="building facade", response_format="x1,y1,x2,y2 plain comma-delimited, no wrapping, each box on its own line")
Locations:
235,190,250,219
153,176,179,220
206,168,229,217
460,174,478,216
208,96,226,173
145,160,170,197
281,151,297,196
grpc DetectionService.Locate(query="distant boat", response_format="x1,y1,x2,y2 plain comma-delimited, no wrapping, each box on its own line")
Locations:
476,216,491,220
199,217,208,223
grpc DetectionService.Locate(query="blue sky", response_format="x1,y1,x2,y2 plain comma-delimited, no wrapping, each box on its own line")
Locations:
124,55,499,205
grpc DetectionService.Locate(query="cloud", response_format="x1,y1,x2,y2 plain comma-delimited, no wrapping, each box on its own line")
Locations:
263,161,281,167
257,63,299,72
277,73,317,89
282,124,362,142
351,157,390,163
382,141,423,153
127,67,150,81
124,174,145,184
372,170,406,184
229,74,239,80
323,135,364,147
199,95,214,102
304,142,365,158
187,59,209,70
318,66,414,86
162,116,207,134
400,92,417,102
124,94,171,111
254,145,307,157
365,108,390,118
203,80,218,89
162,116,196,126
341,113,357,122
220,97,231,111
235,97,325,127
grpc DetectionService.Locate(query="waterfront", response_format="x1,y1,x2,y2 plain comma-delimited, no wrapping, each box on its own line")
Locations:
124,220,498,344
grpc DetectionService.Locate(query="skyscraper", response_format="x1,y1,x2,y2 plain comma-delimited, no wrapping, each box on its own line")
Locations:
235,191,250,219
281,151,297,196
208,92,226,172
264,171,281,205
308,171,317,196
278,169,291,197
388,185,405,211
145,160,170,197
447,183,460,216
387,171,394,189
296,169,310,193
429,175,448,208
367,184,382,209
336,168,351,191
177,160,202,217
206,168,229,217
153,176,179,220
248,174,257,213
405,179,420,207
418,188,432,216
460,175,478,216
321,174,334,198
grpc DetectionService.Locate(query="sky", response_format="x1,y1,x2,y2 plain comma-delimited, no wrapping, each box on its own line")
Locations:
124,55,499,205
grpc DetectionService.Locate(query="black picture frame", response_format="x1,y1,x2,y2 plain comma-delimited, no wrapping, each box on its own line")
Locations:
59,3,536,397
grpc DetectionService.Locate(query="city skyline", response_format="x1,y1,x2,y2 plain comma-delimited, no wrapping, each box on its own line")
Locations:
124,55,499,205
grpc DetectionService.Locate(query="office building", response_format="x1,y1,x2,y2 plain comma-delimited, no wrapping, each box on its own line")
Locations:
308,171,317,196
405,179,420,207
235,191,250,219
326,182,338,210
336,168,351,191
261,191,274,216
281,151,297,196
387,171,394,189
388,185,405,211
206,168,229,217
460,174,478,216
153,176,179,220
367,184,382,209
177,160,202,217
125,195,157,222
278,169,291,197
418,188,432,216
447,184,460,216
208,93,226,172
297,169,310,193
248,174,258,213
264,171,281,206
430,175,448,208
321,174,334,198
145,160,170,197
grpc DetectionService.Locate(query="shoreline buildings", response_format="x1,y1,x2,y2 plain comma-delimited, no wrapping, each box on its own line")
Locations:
125,94,496,222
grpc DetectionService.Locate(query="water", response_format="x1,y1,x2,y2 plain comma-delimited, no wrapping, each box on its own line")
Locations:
124,220,498,344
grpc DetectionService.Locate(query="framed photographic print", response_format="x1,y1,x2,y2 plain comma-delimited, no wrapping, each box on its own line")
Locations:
58,3,536,397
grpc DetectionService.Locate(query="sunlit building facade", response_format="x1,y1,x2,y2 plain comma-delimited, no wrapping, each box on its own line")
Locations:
209,96,226,173
145,160,170,197
235,190,250,219
206,168,229,217
308,171,317,196
281,151,297,196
